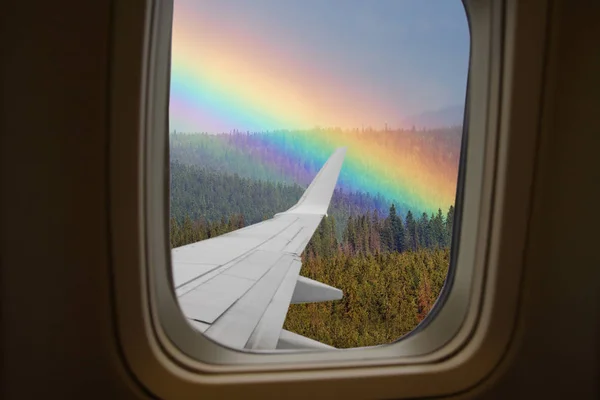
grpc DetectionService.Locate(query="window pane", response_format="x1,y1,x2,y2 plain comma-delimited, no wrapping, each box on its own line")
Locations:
169,0,469,350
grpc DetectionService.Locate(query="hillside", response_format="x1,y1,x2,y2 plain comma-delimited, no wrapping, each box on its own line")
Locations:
170,128,462,217
170,162,390,238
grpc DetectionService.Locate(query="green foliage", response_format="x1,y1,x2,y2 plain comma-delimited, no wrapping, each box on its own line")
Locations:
312,204,455,258
286,205,454,347
170,214,245,248
170,162,303,226
283,249,450,348
405,210,417,251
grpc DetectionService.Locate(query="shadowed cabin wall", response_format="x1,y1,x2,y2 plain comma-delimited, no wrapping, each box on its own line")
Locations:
0,1,141,398
472,1,600,398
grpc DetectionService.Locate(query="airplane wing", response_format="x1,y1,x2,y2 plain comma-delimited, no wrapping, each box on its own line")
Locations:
171,148,346,351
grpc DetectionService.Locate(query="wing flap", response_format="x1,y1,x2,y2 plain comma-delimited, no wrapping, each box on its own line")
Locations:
245,257,303,350
291,276,343,304
277,329,335,350
203,253,297,349
178,273,255,323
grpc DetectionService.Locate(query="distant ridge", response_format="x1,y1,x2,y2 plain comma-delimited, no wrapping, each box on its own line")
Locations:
400,105,464,129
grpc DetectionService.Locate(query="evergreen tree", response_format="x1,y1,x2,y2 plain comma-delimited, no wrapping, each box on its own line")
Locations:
381,217,393,253
418,212,431,249
405,210,418,251
445,205,455,246
369,209,382,254
389,204,406,253
432,208,446,248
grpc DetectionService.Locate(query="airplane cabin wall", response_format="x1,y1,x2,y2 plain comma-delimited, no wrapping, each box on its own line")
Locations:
0,1,141,398
464,0,600,398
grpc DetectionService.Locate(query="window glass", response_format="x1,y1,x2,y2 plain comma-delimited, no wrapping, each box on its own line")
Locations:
169,0,469,350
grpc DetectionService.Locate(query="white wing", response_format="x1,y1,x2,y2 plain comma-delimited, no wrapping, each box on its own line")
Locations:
172,148,346,350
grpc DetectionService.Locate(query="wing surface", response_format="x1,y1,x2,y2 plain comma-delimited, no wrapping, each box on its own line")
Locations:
172,148,346,350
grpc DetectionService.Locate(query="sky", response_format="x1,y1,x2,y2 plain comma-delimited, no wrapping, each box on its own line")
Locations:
169,0,470,133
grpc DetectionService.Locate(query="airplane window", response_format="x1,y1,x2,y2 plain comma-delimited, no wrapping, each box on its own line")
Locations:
167,0,469,351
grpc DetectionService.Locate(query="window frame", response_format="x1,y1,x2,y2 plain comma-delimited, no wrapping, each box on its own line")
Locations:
108,0,549,397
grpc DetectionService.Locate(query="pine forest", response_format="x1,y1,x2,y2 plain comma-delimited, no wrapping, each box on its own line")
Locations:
170,131,457,347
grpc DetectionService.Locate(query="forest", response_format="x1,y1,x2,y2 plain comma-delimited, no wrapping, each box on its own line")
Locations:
169,131,456,347
286,205,452,347
171,161,392,239
170,194,454,348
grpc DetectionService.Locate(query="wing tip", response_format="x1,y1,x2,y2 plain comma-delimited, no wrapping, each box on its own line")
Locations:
281,148,346,216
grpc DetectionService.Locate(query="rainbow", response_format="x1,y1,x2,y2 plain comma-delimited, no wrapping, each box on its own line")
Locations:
168,2,461,215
